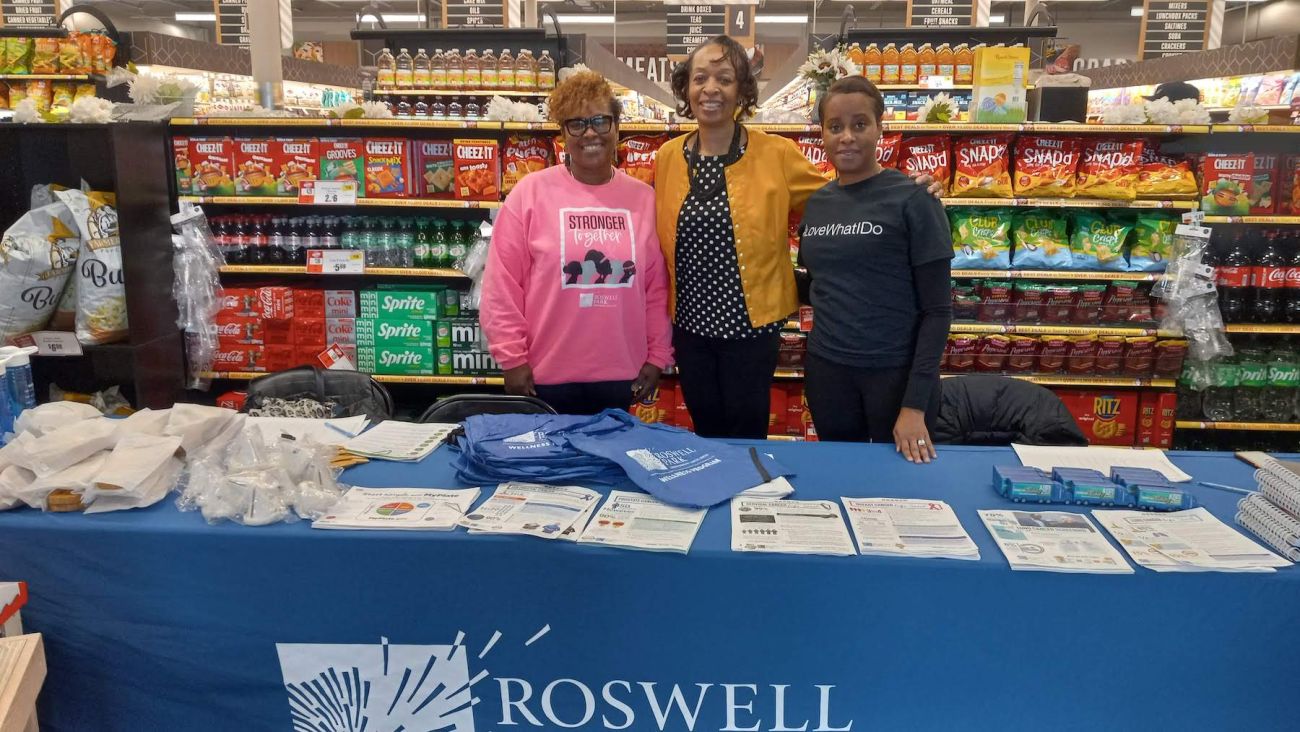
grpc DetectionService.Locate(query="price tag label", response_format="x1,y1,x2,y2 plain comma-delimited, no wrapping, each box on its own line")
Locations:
12,331,84,357
298,180,358,206
306,249,366,274
921,75,955,89
318,344,356,371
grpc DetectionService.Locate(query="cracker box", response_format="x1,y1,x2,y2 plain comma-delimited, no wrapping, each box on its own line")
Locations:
453,138,501,201
185,137,235,196
1251,154,1278,215
172,137,192,193
233,139,280,197
970,45,1030,124
363,138,410,198
356,343,436,375
769,385,788,435
1280,154,1300,216
1200,153,1254,216
360,290,441,320
1056,390,1138,447
318,139,365,192
450,349,500,375
1137,391,1177,449
326,317,355,346
275,138,319,196
356,318,435,347
416,140,455,198
632,382,676,425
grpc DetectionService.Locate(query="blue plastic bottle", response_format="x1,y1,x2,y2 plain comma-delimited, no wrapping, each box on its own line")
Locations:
0,346,36,417
0,356,12,442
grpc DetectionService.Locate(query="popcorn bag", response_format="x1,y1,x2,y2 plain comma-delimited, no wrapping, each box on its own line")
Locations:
55,189,128,345
0,203,81,342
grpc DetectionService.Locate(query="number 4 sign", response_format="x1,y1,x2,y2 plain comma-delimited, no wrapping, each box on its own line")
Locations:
726,5,756,44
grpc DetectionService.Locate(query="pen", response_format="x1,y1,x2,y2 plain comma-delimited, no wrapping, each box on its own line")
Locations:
1198,481,1256,496
324,421,358,439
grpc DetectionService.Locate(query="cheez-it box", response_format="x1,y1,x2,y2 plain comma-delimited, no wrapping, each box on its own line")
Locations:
233,138,279,197
416,140,455,198
319,138,365,191
276,138,319,196
184,137,235,196
453,139,501,201
364,138,410,198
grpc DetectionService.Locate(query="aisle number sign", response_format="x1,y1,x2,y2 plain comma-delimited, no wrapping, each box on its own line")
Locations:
0,0,61,28
1138,0,1210,60
213,0,249,47
298,180,358,206
306,249,366,275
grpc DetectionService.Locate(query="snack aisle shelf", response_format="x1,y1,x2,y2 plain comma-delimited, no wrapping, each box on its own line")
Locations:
770,369,1173,389
178,196,502,210
1201,216,1300,225
1176,421,1300,432
941,198,1197,209
202,372,504,386
371,89,546,97
1210,125,1300,134
219,265,468,278
950,323,1180,337
950,269,1166,281
0,73,92,81
1224,324,1300,334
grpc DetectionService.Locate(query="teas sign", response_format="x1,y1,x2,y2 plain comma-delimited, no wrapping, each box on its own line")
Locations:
0,0,60,28
1139,0,1210,60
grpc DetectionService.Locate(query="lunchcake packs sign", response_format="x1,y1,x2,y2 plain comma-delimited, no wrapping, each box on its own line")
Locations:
277,624,856,730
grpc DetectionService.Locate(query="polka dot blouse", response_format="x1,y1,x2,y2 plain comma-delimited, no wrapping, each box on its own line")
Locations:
673,154,783,340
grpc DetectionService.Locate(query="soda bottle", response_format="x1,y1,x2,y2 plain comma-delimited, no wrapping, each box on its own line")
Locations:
464,49,481,89
358,217,378,265
498,49,516,91
1201,357,1238,421
304,216,322,252
1283,231,1300,323
448,220,470,269
413,218,432,268
414,48,431,88
1263,341,1299,422
212,216,234,263
396,48,414,89
376,47,396,89
431,49,448,89
537,50,556,91
1234,340,1269,421
481,49,499,90
395,218,415,268
322,216,340,250
1251,230,1285,323
431,219,450,268
268,216,286,262
1215,231,1251,324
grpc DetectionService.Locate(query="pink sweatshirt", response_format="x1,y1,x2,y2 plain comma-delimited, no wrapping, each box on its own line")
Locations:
480,165,673,385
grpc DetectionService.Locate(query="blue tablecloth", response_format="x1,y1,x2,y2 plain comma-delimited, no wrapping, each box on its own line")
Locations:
0,443,1297,732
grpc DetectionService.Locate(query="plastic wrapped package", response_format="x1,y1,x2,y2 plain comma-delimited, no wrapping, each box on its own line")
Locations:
163,403,239,455
0,464,34,511
170,204,224,390
18,451,108,510
84,456,182,514
1154,221,1232,364
21,417,119,478
12,401,101,437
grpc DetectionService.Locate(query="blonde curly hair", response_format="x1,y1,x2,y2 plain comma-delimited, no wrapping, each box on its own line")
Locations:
548,70,622,124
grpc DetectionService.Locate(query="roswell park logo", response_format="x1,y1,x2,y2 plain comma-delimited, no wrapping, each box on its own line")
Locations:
277,625,854,730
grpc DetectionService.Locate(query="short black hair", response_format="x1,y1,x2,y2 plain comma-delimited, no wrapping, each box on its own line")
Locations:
817,75,886,124
670,35,759,121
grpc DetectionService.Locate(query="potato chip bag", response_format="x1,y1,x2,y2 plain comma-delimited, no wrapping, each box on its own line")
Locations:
502,135,554,194
1013,135,1082,198
793,134,834,178
31,38,59,74
617,134,667,186
1076,138,1143,200
552,137,567,167
876,132,903,169
949,209,1011,269
73,83,96,102
1010,209,1070,269
2,38,32,74
1128,214,1177,272
7,82,26,108
0,83,7,111
51,83,74,112
59,35,82,73
1137,143,1198,197
900,135,952,194
25,80,51,113
951,134,1013,198
1069,212,1132,271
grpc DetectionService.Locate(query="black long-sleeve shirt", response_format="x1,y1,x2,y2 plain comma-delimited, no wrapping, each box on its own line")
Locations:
797,169,953,410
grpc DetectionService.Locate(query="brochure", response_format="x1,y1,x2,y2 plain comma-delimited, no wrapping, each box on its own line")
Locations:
341,421,458,462
731,498,856,557
842,497,979,560
1093,508,1290,572
578,490,707,554
979,509,1134,574
459,482,601,540
312,487,481,531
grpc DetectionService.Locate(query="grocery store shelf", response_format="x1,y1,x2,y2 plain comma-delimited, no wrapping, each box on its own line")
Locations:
940,374,1176,388
1023,123,1211,134
1210,125,1300,134
371,89,546,97
875,84,974,91
1201,216,1300,225
950,269,1166,282
767,434,804,441
502,121,559,131
1176,421,1300,432
1206,104,1291,113
884,123,1022,133
171,117,508,129
178,195,501,210
343,118,504,129
203,371,504,385
219,265,468,277
951,323,1178,337
774,368,805,380
940,197,1195,209
0,73,91,81
1224,324,1300,334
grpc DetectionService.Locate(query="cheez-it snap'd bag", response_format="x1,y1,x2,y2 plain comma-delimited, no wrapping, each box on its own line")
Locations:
876,132,903,169
617,134,668,186
951,134,1014,198
0,202,81,342
899,135,952,194
1077,138,1144,201
1013,135,1083,198
56,189,128,345
793,134,834,179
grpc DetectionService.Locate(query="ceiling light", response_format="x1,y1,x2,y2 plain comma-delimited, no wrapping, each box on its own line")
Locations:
554,14,616,23
380,14,426,22
989,13,1007,22
1131,6,1145,15
175,12,216,22
755,15,810,23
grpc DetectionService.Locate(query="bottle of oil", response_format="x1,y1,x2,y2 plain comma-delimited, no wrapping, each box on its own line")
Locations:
463,49,480,89
376,47,396,90
413,48,431,88
446,49,464,90
538,50,556,90
498,49,516,91
481,49,498,90
431,49,448,88
516,49,537,91
395,48,414,89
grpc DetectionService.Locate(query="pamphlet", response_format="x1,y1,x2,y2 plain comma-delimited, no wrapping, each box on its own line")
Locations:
842,497,980,560
342,421,458,462
731,498,856,557
738,476,796,500
247,415,370,446
1012,444,1192,482
459,482,601,540
312,487,481,531
1093,508,1290,572
979,509,1134,574
578,490,707,554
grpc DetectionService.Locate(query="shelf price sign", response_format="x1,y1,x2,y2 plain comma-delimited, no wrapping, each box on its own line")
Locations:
906,0,975,28
1138,0,1210,60
306,249,366,275
213,0,250,47
298,180,358,206
0,0,60,28
442,0,505,28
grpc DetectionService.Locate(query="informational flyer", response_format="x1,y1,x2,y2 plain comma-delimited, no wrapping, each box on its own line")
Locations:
978,510,1134,574
578,490,707,554
459,483,601,540
731,498,856,557
842,498,980,560
1093,508,1290,573
342,421,458,462
312,487,481,531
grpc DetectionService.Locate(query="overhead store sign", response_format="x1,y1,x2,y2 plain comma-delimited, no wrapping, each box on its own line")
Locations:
665,1,754,61
214,0,249,47
906,0,975,28
0,0,60,28
1138,0,1210,60
442,0,506,28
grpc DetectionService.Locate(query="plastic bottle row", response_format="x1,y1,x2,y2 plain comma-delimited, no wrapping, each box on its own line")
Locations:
376,48,556,93
846,42,989,86
1211,227,1300,324
1179,335,1300,423
210,214,484,269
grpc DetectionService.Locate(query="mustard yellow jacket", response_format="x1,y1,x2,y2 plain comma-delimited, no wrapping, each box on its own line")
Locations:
655,127,830,329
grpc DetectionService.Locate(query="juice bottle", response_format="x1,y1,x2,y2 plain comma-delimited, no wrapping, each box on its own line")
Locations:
481,49,498,90
538,50,556,90
446,49,464,90
516,49,537,91
376,47,396,90
848,43,864,71
413,48,431,88
936,43,955,81
918,43,937,81
954,43,975,85
464,49,481,89
863,43,882,83
899,43,918,85
395,48,414,89
498,49,516,91
881,43,900,85
431,49,448,88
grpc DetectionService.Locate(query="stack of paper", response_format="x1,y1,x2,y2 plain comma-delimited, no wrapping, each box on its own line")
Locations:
1011,444,1193,482
459,482,600,540
979,509,1133,574
578,490,707,554
247,415,370,446
731,498,856,556
739,476,795,499
1094,508,1291,572
842,498,980,560
341,421,458,462
312,487,481,531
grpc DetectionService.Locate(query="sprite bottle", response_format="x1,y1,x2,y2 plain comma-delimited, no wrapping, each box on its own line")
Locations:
1262,342,1300,422
1234,341,1269,422
448,220,471,271
431,219,450,268
413,218,433,268
1202,357,1239,422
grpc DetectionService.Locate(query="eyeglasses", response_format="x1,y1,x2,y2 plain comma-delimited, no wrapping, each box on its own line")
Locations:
563,114,614,136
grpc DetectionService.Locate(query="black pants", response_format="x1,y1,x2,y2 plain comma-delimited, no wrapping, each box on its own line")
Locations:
804,351,940,443
534,380,634,416
673,327,781,439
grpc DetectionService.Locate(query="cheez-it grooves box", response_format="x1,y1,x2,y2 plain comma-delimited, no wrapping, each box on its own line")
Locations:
319,138,365,192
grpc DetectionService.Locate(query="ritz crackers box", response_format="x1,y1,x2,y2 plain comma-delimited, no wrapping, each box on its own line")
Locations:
1056,390,1139,447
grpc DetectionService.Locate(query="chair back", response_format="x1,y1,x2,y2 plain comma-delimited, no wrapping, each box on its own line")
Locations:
419,393,556,424
244,366,394,421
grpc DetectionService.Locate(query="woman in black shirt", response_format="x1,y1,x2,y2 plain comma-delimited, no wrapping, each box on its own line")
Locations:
798,76,953,463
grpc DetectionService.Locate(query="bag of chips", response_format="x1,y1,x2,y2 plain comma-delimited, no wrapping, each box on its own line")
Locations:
0,203,81,342
26,80,51,113
55,190,129,345
31,38,59,74
1076,139,1144,200
502,135,553,194
59,35,83,74
51,83,74,112
1013,135,1082,198
793,134,834,178
876,132,903,169
1137,143,1199,198
1069,211,1132,271
7,82,26,108
950,209,1011,269
1010,210,1071,269
951,134,1013,198
1128,213,1177,272
900,135,952,194
2,38,32,74
617,134,668,186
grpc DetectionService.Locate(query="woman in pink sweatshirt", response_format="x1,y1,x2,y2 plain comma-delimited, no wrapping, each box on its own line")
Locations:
480,71,673,415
